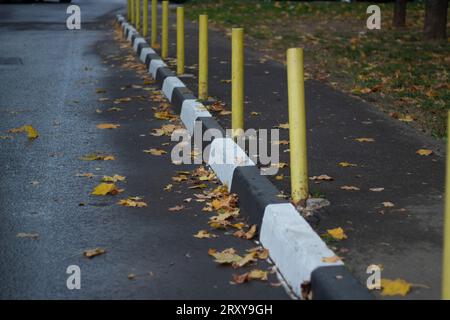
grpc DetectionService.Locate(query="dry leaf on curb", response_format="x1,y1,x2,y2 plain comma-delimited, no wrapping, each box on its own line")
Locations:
84,248,106,258
382,202,395,207
143,148,167,156
96,123,120,129
322,255,341,263
91,183,122,196
276,123,289,129
327,227,347,240
194,230,217,239
118,198,148,207
380,278,411,296
16,232,39,239
416,149,433,156
208,248,242,265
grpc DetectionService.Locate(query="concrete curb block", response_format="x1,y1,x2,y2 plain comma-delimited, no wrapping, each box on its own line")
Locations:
116,14,373,300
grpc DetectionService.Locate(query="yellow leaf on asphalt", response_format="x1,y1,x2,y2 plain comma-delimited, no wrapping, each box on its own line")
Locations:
276,123,289,129
208,248,242,265
248,269,268,280
233,252,257,268
380,278,411,296
23,125,39,139
355,137,375,143
118,198,147,207
84,248,106,258
338,162,357,167
143,148,167,156
96,123,120,129
369,187,384,192
327,227,347,240
382,201,395,207
91,183,121,196
102,175,126,183
81,153,115,161
194,230,217,239
416,149,433,156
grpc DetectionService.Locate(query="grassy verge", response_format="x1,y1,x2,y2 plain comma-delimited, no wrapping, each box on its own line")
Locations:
185,0,449,138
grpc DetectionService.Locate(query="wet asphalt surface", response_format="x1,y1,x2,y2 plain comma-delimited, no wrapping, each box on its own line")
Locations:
0,0,289,299
166,8,445,299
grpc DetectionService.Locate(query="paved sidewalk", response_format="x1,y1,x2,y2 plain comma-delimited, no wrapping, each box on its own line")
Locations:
154,4,445,299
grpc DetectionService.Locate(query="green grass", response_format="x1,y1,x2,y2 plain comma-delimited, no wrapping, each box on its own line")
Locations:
186,0,450,137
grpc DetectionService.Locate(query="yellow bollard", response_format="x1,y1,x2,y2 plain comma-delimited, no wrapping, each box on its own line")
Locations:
232,28,244,138
151,0,158,47
127,0,131,21
286,48,309,204
198,15,208,101
131,0,135,25
135,0,140,31
443,111,450,300
162,1,169,59
177,7,185,75
143,0,148,37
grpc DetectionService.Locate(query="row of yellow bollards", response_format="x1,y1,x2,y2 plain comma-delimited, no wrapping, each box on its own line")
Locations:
125,1,449,299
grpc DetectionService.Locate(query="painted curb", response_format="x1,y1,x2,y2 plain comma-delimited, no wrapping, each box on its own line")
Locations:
116,15,373,300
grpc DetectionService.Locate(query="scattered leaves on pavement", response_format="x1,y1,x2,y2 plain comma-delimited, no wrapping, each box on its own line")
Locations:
327,227,347,240
91,183,122,196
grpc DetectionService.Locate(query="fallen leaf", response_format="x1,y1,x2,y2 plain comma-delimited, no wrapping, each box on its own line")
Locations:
16,232,39,239
96,123,120,129
382,202,395,207
194,230,217,239
84,248,106,258
380,278,411,296
310,175,334,181
340,185,360,191
208,248,242,265
143,148,167,156
276,123,289,129
327,227,347,240
8,125,39,140
168,205,184,212
416,149,433,156
102,174,126,183
118,198,148,207
81,153,115,161
233,224,257,240
91,183,121,196
338,162,357,167
369,187,384,192
355,137,375,143
76,172,94,178
232,269,268,284
322,255,342,263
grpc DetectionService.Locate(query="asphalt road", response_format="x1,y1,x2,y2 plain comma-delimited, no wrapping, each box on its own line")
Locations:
0,0,289,299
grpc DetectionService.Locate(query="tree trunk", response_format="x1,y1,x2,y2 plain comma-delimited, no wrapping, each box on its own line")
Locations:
424,0,448,40
393,0,407,28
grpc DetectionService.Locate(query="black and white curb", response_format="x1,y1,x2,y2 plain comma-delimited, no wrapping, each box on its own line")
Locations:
116,14,373,300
